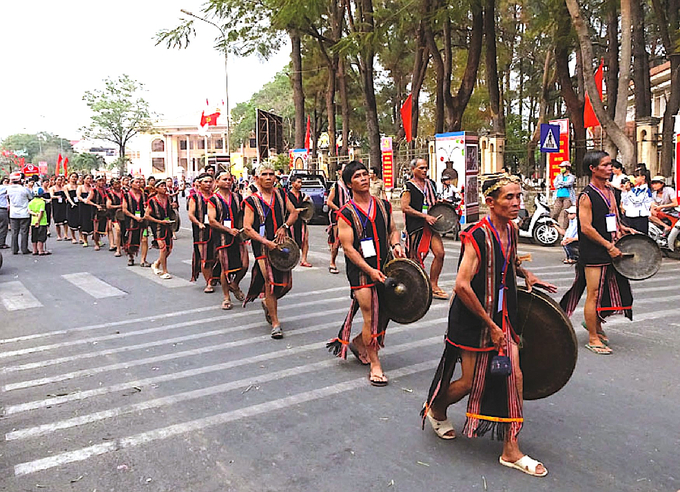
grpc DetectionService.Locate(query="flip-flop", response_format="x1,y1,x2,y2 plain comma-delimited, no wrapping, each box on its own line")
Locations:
425,409,456,439
127,258,134,266
114,252,122,257
300,261,313,267
368,373,388,387
270,325,284,339
329,266,340,274
581,322,610,346
348,342,369,365
584,343,612,355
499,455,548,477
203,286,215,293
160,273,173,280
221,299,233,310
433,290,449,300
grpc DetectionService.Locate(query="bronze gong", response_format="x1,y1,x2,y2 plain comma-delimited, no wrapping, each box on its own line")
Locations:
266,236,301,271
381,258,432,324
428,202,459,235
299,200,315,223
613,234,662,281
516,287,578,400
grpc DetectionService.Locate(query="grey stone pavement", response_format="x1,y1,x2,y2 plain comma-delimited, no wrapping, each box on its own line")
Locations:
0,199,678,492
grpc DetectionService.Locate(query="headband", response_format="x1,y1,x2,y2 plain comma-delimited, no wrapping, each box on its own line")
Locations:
482,174,521,197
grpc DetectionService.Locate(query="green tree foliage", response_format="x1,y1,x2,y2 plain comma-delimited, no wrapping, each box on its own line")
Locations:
1,132,72,164
68,153,106,174
81,75,156,174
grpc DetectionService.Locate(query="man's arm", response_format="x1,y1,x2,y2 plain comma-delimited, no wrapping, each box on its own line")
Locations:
388,209,405,258
338,217,385,283
326,186,339,211
400,189,437,226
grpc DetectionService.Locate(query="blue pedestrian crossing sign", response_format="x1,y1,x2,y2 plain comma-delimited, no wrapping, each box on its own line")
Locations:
540,124,560,153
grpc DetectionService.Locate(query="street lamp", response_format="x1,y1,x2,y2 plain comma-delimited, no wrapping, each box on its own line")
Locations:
180,9,231,161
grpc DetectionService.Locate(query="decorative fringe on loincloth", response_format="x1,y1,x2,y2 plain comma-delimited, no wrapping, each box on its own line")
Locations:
406,226,433,267
327,287,388,358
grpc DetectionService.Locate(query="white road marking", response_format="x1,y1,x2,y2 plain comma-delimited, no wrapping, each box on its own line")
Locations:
0,281,43,311
125,266,192,288
61,273,126,299
6,336,439,441
4,317,446,415
13,359,437,476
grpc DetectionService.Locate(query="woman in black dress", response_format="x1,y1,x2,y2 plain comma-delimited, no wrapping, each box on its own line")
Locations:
50,175,69,241
65,173,80,244
77,174,95,247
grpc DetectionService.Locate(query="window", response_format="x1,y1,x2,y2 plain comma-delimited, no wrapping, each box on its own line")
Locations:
190,140,194,150
214,139,223,149
152,158,165,173
151,139,165,152
179,158,188,169
180,140,187,150
249,138,257,148
197,140,205,150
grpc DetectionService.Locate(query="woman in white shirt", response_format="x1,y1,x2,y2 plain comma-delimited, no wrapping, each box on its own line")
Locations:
620,171,653,234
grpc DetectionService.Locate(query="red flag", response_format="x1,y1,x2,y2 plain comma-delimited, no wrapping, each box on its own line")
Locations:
56,154,62,175
63,157,69,176
583,60,604,128
400,94,413,142
304,115,311,150
201,112,220,127
200,111,207,127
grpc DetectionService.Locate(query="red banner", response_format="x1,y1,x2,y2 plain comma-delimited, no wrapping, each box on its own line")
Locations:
382,150,394,189
22,163,39,176
548,118,570,190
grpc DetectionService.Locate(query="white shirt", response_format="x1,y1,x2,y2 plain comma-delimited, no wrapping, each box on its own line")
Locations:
621,184,653,218
7,184,34,219
564,217,578,239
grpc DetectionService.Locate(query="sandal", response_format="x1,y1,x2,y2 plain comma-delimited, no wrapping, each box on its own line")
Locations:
232,288,245,302
39,251,52,256
109,247,116,251
425,408,456,439
270,325,284,339
160,273,173,280
368,373,388,387
127,258,134,266
499,455,548,477
584,343,612,355
114,252,122,257
581,322,610,346
328,266,339,274
221,299,233,310
140,261,151,267
300,261,313,268
203,285,215,293
433,289,449,300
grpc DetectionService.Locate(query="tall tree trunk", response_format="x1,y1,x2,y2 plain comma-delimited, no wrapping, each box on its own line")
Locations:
566,0,636,166
631,0,651,119
605,5,619,120
326,61,338,158
615,0,633,131
289,31,305,149
484,0,505,134
338,57,350,156
650,0,679,175
423,5,445,134
410,20,430,143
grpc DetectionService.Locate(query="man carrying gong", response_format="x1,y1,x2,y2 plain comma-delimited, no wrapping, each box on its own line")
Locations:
422,174,556,477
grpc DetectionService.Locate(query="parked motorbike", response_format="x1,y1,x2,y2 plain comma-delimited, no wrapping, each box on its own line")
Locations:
516,193,559,246
648,208,680,259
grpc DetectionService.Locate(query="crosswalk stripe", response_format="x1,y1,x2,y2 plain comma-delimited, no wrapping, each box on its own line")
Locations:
3,317,446,415
61,272,126,299
125,265,193,288
2,305,449,391
12,358,438,476
6,336,440,441
0,281,43,311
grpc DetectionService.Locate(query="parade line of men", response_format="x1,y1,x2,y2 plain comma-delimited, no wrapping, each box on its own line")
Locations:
12,151,639,478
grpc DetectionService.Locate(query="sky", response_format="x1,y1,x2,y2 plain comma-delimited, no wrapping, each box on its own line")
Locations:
0,0,290,141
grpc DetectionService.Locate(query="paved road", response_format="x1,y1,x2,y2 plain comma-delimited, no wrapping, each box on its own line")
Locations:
0,206,677,492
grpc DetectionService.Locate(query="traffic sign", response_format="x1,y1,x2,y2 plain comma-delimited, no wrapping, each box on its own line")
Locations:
540,124,560,153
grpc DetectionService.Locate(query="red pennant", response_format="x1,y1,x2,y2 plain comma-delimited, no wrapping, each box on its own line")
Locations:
304,116,311,150
400,94,413,142
583,59,604,128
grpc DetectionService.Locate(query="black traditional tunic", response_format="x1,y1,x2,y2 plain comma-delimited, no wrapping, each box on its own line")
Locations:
51,189,68,226
402,178,439,266
79,190,95,235
147,195,173,251
327,197,393,359
287,189,309,247
243,188,292,304
423,216,524,441
92,187,108,235
189,192,217,282
66,188,80,231
208,191,248,283
124,189,147,256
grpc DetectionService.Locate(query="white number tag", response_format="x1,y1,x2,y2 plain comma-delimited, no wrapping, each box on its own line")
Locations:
605,214,617,233
259,224,266,237
134,211,141,217
73,196,78,203
224,219,232,229
497,288,504,312
203,213,210,224
360,238,377,258
57,197,63,203
422,204,429,214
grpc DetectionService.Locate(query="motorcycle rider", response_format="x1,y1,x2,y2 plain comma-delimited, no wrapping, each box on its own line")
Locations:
439,175,459,204
649,176,678,235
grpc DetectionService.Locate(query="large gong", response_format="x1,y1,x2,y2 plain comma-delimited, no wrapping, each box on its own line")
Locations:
381,258,432,324
428,203,459,235
266,237,301,272
613,234,662,281
516,287,577,400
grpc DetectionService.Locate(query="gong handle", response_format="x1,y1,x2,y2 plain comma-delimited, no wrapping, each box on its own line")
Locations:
385,277,407,295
